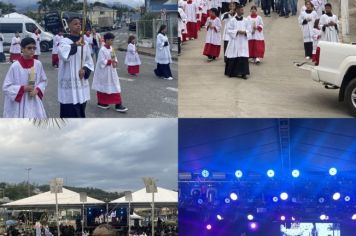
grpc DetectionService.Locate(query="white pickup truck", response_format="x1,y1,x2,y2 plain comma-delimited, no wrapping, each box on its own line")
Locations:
311,41,356,116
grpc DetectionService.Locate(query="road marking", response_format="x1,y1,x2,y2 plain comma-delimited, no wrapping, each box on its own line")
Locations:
119,77,135,82
162,97,177,105
166,87,178,92
146,111,175,118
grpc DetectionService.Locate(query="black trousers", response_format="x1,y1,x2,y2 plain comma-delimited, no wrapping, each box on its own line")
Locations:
178,37,181,54
262,0,271,15
154,63,172,78
223,40,229,63
60,102,87,118
304,42,313,57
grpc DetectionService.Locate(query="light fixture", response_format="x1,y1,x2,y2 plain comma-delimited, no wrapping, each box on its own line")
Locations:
247,214,254,221
280,192,288,201
202,169,210,178
267,169,275,178
235,170,243,178
230,192,238,201
292,169,300,178
332,192,341,201
329,167,337,176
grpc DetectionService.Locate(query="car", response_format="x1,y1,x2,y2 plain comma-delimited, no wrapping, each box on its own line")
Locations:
128,22,136,31
310,41,356,116
0,15,53,52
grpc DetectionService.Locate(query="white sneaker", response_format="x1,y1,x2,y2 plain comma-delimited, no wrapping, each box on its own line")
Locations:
165,77,174,80
306,56,310,60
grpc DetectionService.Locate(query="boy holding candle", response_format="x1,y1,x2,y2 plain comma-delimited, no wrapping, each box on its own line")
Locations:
92,32,128,112
2,37,47,118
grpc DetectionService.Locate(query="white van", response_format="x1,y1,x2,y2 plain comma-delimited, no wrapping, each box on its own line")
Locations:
0,16,54,52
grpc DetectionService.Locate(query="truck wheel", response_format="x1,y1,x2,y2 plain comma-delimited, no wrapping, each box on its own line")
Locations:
345,78,356,117
40,41,50,52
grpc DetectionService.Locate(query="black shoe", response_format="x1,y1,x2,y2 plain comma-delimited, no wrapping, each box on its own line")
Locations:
97,103,109,109
115,104,128,113
241,75,248,80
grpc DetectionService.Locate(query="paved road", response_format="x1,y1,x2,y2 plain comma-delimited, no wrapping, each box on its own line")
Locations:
178,0,350,118
0,50,177,118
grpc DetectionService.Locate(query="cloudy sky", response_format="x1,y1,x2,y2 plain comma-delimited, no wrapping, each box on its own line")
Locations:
0,119,177,192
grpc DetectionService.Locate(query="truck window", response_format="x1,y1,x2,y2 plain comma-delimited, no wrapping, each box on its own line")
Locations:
25,23,38,33
0,23,23,33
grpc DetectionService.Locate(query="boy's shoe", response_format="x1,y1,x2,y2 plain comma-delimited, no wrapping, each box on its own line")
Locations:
115,104,128,113
164,77,174,81
97,103,109,109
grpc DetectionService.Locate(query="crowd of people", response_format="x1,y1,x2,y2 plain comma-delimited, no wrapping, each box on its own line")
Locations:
298,0,339,61
178,0,341,80
0,18,174,118
178,0,266,79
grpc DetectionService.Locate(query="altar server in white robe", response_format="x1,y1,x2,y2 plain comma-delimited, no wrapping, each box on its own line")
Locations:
224,5,250,79
10,32,21,62
298,1,318,59
92,32,128,112
247,5,265,64
52,30,64,67
154,25,173,80
184,0,199,39
31,29,41,60
178,7,187,55
203,8,221,61
125,35,141,76
311,0,326,18
221,2,237,62
319,3,339,43
58,17,94,118
3,37,47,118
84,30,94,56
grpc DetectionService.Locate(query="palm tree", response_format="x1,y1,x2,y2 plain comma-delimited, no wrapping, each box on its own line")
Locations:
31,119,67,129
37,0,52,19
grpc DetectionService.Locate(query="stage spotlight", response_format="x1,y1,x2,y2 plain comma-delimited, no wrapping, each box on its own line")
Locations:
345,196,350,202
230,192,238,201
206,224,212,230
247,214,254,221
292,169,300,178
291,217,295,221
273,196,279,202
224,198,231,204
280,216,286,221
280,192,288,201
267,169,275,178
320,214,326,220
318,197,325,203
250,222,257,229
197,198,203,205
201,169,210,178
217,215,223,221
352,214,356,220
332,192,341,201
235,170,243,178
329,167,337,176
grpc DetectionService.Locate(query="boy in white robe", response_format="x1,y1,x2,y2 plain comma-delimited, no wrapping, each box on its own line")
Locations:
184,0,199,40
154,25,174,80
311,0,326,18
52,30,64,68
247,5,265,64
221,2,237,63
178,7,188,55
3,37,47,118
92,32,128,112
312,19,321,62
31,29,41,60
58,16,94,118
203,8,222,61
298,1,318,59
10,32,21,62
319,3,339,43
125,35,141,76
225,5,250,79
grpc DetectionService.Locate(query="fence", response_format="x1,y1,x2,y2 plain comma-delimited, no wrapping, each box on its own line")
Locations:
136,17,177,49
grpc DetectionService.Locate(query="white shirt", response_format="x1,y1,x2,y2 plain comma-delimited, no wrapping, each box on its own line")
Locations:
155,33,172,64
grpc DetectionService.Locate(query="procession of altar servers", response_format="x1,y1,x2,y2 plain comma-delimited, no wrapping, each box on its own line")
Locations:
1,18,173,118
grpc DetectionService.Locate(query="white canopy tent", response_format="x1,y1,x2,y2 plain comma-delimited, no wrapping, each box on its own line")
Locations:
110,187,177,208
2,12,31,19
2,188,105,209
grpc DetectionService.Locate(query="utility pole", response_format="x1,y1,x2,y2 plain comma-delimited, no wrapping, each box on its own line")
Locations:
25,168,32,197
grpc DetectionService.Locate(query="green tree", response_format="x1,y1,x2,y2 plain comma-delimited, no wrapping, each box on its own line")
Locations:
0,2,16,15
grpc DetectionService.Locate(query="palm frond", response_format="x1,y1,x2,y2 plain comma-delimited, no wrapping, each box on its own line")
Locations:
30,118,67,129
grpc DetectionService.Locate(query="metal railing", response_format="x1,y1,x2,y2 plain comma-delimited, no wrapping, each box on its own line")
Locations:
136,18,177,48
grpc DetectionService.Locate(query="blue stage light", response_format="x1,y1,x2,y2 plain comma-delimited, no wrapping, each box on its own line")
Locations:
329,167,337,176
206,224,212,230
333,192,341,200
267,169,275,178
280,192,288,200
230,192,238,201
345,196,351,202
273,196,279,202
217,215,223,220
201,169,209,178
235,170,243,178
292,169,300,178
247,214,254,221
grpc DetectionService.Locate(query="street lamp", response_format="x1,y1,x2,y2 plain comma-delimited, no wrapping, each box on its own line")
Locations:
25,168,32,197
80,192,87,235
142,177,157,236
124,191,133,235
50,178,63,236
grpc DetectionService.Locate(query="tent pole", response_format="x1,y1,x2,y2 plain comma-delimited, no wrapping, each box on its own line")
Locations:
128,201,131,235
152,192,154,236
55,191,60,236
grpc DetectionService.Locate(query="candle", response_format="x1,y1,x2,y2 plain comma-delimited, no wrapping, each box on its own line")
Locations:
28,66,35,86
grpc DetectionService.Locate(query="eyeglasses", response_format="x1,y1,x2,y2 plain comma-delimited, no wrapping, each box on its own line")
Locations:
25,46,37,50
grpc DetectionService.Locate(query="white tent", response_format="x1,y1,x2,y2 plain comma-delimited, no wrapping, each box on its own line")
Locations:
130,212,143,220
110,187,177,208
2,188,105,208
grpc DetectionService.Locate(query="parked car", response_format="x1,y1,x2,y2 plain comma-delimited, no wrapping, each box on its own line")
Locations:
310,41,356,116
128,22,136,31
0,14,53,52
